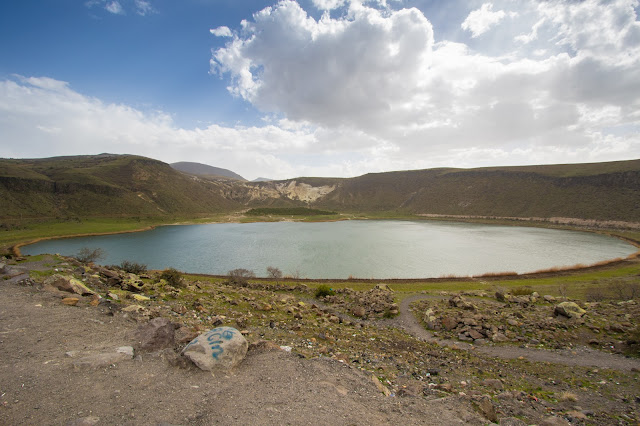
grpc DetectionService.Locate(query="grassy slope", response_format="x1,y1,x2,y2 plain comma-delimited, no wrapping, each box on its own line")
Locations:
313,160,640,221
0,154,240,219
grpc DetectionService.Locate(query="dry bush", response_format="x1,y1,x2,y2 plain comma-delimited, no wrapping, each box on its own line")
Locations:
75,247,105,264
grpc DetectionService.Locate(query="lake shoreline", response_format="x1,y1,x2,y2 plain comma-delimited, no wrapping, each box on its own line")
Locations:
13,213,640,281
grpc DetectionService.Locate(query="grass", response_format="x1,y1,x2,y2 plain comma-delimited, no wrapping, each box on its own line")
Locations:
246,207,338,216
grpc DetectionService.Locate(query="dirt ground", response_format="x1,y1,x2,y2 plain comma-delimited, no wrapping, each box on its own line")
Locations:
2,255,640,425
0,277,484,425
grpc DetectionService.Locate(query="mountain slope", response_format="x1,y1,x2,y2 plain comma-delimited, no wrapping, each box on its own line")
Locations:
311,160,640,221
0,154,240,219
170,161,246,181
1,155,639,223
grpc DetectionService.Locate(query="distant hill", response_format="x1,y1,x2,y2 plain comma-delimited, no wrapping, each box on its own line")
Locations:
311,160,640,221
1,155,639,223
252,177,274,182
0,154,240,219
170,162,245,181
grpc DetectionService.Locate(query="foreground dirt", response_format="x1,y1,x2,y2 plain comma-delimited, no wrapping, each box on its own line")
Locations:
2,256,640,425
0,273,483,425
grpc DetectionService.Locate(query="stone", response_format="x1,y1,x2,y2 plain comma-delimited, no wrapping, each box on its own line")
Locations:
441,316,459,331
499,417,527,426
491,333,509,343
135,317,176,352
67,416,101,425
449,295,476,310
468,329,484,340
539,416,571,426
554,302,586,319
132,294,150,302
62,297,80,306
566,411,588,420
72,351,132,369
45,275,95,296
476,395,498,423
174,327,199,344
182,327,248,371
371,375,392,396
543,295,557,303
121,304,146,313
116,346,135,357
374,283,393,292
481,378,504,390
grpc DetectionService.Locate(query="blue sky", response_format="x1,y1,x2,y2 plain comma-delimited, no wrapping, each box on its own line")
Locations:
1,0,639,180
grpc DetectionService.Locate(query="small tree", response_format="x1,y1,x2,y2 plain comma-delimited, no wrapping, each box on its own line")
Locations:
75,247,105,264
228,268,255,287
266,266,283,283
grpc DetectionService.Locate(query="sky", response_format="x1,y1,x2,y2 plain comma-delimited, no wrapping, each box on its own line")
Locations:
1,0,639,180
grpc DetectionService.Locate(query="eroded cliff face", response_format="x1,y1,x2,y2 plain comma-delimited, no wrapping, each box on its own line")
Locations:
219,180,336,205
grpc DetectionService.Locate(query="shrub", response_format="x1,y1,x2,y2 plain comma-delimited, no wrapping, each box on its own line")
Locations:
315,284,335,298
160,267,183,287
119,260,147,275
75,247,105,264
228,268,255,287
512,286,534,296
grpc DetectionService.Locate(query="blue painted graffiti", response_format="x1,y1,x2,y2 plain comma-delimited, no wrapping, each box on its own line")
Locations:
204,327,236,360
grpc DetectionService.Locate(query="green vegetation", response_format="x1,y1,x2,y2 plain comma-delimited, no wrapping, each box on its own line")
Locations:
315,284,335,298
246,207,338,216
118,260,148,275
159,267,184,287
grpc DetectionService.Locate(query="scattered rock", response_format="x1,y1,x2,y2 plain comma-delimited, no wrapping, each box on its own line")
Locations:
543,295,557,303
539,416,571,426
135,317,177,352
72,350,132,369
499,417,527,426
449,295,477,311
44,275,95,296
116,346,134,357
371,375,392,396
554,302,586,319
476,395,498,423
182,327,248,371
62,297,80,306
481,378,504,390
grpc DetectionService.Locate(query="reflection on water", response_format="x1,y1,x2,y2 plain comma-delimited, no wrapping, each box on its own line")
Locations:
21,220,637,279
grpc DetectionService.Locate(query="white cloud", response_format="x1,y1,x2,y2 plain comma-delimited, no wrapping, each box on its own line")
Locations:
86,0,156,17
5,1,640,179
312,0,347,10
105,1,124,15
207,0,640,170
210,26,233,37
134,0,155,16
461,3,507,38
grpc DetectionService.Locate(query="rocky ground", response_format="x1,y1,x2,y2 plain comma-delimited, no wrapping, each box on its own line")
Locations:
1,255,639,425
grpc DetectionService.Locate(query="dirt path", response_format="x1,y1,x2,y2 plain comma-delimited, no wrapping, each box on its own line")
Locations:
385,294,640,372
0,278,485,425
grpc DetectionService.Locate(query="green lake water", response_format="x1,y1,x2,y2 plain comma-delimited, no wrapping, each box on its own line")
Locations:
21,220,637,279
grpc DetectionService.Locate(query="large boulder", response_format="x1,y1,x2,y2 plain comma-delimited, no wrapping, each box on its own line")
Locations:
134,317,177,352
182,327,248,371
44,275,95,296
554,302,586,319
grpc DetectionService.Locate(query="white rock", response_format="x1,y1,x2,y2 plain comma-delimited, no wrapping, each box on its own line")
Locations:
182,327,248,371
